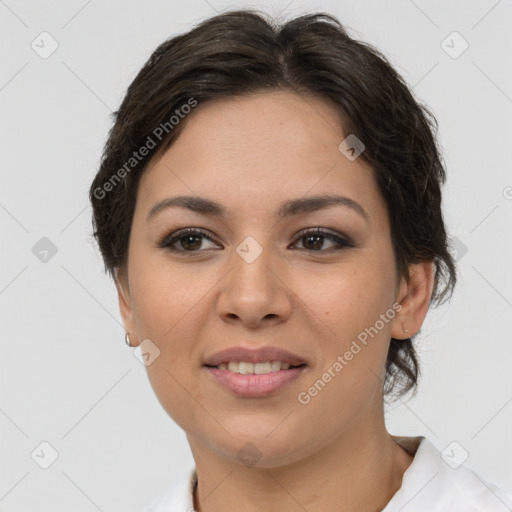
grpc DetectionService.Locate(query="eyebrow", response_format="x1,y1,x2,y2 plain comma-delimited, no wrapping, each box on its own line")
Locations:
146,194,370,224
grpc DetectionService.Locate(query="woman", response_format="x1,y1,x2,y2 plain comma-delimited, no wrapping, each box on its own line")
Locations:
89,9,512,512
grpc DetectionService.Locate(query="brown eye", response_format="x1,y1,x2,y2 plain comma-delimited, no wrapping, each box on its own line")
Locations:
157,227,353,255
292,228,353,251
158,228,221,253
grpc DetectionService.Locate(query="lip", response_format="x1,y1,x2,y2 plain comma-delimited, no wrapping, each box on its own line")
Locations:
205,365,308,397
203,346,308,367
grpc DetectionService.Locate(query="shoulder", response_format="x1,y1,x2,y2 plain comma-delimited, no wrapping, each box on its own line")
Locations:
385,436,512,512
142,466,196,512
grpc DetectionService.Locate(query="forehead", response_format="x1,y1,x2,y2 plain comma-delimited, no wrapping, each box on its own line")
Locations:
169,90,345,159
135,90,386,228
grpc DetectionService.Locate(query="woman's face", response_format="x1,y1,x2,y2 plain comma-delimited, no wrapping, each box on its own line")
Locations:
117,90,417,467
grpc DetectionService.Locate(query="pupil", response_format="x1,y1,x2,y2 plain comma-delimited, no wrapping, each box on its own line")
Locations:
182,235,201,250
304,235,323,250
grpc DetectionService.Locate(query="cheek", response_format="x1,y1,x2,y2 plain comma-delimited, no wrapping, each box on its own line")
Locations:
128,261,209,428
128,251,208,340
297,260,395,335
296,258,396,388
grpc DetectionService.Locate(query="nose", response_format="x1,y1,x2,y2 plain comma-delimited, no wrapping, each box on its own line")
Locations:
216,244,292,329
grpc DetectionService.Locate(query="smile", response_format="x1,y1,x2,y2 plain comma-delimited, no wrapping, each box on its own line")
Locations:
210,361,304,374
204,364,308,397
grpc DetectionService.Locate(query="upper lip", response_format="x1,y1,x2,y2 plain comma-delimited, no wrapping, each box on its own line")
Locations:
203,346,308,367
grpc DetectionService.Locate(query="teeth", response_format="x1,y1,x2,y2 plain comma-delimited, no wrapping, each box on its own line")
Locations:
239,362,254,374
254,362,271,374
216,361,294,373
270,361,283,372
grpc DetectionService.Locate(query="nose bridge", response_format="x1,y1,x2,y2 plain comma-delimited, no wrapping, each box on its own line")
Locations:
217,234,291,325
231,234,276,293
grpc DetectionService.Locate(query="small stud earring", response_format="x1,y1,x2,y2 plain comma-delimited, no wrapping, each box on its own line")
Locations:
125,332,134,347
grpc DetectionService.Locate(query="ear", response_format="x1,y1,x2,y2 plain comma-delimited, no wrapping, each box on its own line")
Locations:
391,261,435,340
115,271,140,347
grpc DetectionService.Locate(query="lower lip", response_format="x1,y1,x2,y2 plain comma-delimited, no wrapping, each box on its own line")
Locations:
205,366,307,397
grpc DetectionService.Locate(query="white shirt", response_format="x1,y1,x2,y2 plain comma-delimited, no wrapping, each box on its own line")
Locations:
143,436,512,511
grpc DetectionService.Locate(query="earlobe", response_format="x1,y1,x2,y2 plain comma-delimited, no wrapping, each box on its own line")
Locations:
391,261,435,340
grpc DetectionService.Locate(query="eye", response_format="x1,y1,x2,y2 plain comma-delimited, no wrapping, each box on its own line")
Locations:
157,228,221,253
157,227,354,254
290,228,353,252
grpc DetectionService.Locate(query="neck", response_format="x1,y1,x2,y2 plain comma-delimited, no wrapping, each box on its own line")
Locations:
188,417,414,512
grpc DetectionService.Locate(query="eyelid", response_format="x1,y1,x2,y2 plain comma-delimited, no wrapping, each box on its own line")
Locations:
157,226,354,253
292,227,354,247
156,227,221,249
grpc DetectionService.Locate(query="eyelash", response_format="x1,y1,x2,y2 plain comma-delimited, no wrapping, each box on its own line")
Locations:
156,227,354,254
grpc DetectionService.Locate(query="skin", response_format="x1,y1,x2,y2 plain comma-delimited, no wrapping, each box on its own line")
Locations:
116,90,434,512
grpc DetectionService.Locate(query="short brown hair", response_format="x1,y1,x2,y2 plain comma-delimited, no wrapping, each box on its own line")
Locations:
89,9,457,399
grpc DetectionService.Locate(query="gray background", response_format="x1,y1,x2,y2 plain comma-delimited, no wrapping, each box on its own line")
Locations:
1,0,511,510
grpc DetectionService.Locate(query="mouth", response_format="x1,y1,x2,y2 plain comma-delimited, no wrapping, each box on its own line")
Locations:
203,361,308,397
202,346,309,397
204,361,307,374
